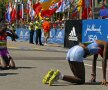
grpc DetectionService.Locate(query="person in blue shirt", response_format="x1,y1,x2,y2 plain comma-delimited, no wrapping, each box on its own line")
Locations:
43,40,108,86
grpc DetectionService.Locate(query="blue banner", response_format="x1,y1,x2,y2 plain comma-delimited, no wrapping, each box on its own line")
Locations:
14,28,64,44
82,19,108,42
16,28,30,41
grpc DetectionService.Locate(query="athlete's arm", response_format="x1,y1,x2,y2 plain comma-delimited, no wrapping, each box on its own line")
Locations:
95,40,108,85
91,54,98,82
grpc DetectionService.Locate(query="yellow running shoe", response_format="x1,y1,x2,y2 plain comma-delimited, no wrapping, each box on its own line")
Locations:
42,69,54,84
49,69,60,86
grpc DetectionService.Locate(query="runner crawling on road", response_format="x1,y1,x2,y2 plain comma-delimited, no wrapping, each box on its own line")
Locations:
42,40,108,86
0,24,18,70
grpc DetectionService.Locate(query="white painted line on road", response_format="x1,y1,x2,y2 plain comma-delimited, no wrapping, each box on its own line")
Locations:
85,63,108,70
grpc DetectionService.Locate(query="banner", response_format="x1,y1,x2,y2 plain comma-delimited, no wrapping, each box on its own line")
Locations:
15,28,30,41
82,19,108,42
64,20,82,48
13,28,64,44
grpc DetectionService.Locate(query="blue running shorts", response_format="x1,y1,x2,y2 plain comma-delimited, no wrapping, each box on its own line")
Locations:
66,45,84,62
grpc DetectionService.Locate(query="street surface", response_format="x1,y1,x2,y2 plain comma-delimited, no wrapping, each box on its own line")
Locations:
0,40,108,90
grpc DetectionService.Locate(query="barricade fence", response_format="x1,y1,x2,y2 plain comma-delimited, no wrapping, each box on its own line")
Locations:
7,28,65,44
7,19,108,48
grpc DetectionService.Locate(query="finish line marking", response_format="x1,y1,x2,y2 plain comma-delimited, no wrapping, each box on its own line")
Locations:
85,63,108,70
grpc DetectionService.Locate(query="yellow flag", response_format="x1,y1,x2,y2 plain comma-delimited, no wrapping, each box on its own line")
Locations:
77,0,83,11
53,0,59,3
41,0,52,10
41,0,59,10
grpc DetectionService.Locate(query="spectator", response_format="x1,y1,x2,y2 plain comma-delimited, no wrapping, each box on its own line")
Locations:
34,17,43,46
42,18,51,45
11,23,17,41
29,21,34,44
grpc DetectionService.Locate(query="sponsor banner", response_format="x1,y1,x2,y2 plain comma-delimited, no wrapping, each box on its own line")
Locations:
82,19,108,42
13,28,64,44
48,28,65,44
64,20,82,48
15,28,30,41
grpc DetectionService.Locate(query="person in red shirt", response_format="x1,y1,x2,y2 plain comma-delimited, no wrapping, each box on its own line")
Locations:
42,18,51,45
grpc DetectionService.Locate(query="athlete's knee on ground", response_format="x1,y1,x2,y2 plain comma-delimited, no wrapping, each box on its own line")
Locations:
78,78,85,84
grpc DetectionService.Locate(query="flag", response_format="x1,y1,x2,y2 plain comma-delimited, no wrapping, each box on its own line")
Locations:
56,1,65,12
41,9,56,17
68,0,74,3
6,2,12,22
53,0,59,3
26,0,32,14
41,0,52,10
33,3,42,15
40,0,49,2
56,0,70,13
40,0,59,3
77,0,83,11
19,3,24,19
26,3,29,13
49,1,58,9
11,4,17,21
82,0,93,19
29,6,35,19
41,0,62,17
65,0,70,10
41,0,60,10
85,0,91,8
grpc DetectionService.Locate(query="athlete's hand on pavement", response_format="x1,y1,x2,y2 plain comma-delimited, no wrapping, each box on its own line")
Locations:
90,78,96,83
90,74,96,83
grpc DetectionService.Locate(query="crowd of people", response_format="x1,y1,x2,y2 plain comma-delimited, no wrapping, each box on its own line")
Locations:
27,17,64,46
28,17,51,46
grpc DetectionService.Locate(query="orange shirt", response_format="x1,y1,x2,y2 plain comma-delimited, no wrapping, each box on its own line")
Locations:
42,21,50,32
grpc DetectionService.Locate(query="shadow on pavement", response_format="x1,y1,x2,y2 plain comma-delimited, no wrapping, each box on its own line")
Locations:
47,81,108,86
15,66,36,69
84,82,108,85
0,73,18,76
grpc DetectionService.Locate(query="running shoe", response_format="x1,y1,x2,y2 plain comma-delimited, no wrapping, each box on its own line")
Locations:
42,69,54,84
49,69,60,86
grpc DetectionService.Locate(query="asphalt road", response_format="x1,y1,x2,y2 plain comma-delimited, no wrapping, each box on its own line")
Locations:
0,41,108,90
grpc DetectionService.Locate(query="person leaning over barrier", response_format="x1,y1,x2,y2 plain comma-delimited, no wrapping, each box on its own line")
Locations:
42,40,108,86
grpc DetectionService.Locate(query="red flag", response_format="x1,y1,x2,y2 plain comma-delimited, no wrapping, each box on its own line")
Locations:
41,1,62,17
82,0,92,19
11,4,17,21
33,3,42,15
11,9,16,21
41,8,56,17
18,4,24,19
26,3,29,13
